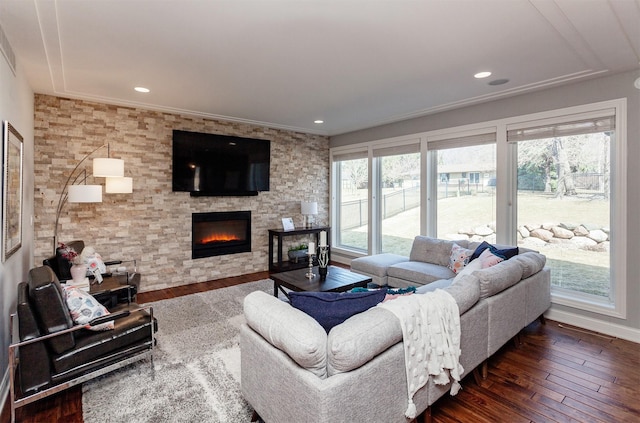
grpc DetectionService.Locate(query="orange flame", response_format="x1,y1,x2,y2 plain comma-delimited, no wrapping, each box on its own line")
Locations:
199,233,240,244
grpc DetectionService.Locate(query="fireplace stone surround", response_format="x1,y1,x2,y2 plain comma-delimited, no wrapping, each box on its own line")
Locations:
33,94,329,292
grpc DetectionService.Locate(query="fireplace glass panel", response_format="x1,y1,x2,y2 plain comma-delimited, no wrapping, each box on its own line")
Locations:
192,211,251,259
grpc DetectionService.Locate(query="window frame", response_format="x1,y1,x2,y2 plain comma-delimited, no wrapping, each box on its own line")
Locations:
502,99,627,319
330,147,370,254
329,98,627,318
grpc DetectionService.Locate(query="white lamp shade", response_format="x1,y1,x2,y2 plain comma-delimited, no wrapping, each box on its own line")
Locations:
68,184,103,203
301,201,318,215
105,176,133,193
93,157,124,177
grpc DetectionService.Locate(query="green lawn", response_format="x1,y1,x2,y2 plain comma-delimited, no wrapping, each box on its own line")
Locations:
340,191,610,297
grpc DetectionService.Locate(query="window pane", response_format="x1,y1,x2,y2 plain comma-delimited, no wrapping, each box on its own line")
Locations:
436,144,496,239
379,152,420,255
516,133,611,298
336,158,368,251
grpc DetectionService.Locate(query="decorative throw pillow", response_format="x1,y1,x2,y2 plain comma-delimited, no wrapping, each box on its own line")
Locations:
289,289,386,333
448,243,473,274
63,287,114,331
470,241,518,262
452,257,483,283
478,248,504,269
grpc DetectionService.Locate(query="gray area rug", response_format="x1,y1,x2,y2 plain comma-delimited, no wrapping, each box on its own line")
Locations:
82,279,273,423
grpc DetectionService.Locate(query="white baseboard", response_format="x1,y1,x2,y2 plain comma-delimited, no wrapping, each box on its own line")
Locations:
545,307,640,343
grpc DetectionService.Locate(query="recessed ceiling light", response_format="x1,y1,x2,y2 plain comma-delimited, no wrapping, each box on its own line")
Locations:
134,86,150,93
474,71,492,79
314,120,324,124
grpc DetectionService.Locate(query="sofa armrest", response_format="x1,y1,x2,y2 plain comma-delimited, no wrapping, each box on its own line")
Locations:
88,310,130,327
244,291,328,378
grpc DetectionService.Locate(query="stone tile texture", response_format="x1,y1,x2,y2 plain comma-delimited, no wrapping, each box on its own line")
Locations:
34,95,329,292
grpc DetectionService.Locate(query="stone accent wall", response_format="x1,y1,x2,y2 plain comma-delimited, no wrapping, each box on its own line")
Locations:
34,95,329,292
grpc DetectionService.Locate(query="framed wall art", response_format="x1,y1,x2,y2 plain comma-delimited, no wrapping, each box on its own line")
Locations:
3,121,23,261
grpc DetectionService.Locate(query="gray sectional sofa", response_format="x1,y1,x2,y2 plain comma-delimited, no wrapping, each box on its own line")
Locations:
240,236,550,422
351,235,529,289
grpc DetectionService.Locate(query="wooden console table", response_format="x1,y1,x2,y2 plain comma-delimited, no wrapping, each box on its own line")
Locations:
268,226,330,272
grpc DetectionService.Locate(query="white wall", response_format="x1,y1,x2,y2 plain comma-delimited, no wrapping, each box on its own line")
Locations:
331,70,640,341
0,53,35,408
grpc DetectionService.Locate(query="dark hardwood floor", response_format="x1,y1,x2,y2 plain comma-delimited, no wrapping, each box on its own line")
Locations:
3,270,639,422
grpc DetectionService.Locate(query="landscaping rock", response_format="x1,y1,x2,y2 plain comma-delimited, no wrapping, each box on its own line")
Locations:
570,236,597,248
548,237,571,245
518,226,530,238
551,226,574,239
458,227,474,236
530,228,553,242
559,222,578,231
587,229,608,243
525,224,541,231
520,237,547,248
573,225,589,236
474,225,494,236
583,241,609,252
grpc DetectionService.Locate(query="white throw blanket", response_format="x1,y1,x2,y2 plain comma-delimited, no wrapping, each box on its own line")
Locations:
378,289,463,418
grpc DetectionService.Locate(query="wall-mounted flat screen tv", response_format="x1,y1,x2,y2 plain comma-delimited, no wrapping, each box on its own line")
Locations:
172,130,270,196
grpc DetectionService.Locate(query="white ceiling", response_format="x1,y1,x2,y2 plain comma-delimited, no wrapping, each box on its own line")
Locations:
1,0,638,136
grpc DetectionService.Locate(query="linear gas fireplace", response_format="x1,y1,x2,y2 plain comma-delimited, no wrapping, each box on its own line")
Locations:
192,211,251,259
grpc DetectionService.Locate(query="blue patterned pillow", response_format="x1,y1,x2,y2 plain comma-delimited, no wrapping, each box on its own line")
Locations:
289,289,386,333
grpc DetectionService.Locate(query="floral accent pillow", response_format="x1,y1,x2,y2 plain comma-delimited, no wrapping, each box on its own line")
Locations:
448,243,473,274
63,287,114,331
478,247,505,269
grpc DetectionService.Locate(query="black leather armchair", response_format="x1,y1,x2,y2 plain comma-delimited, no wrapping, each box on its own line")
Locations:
8,266,156,423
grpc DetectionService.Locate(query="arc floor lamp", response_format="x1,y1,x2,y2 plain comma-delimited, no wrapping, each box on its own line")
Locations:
53,144,132,254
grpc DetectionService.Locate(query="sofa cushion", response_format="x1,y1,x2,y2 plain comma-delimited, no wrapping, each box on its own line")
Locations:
410,236,468,266
289,289,386,333
475,258,524,299
452,257,483,282
51,303,153,375
513,251,546,278
243,291,328,378
350,253,409,278
446,274,481,314
327,307,402,376
388,261,456,285
448,243,473,274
